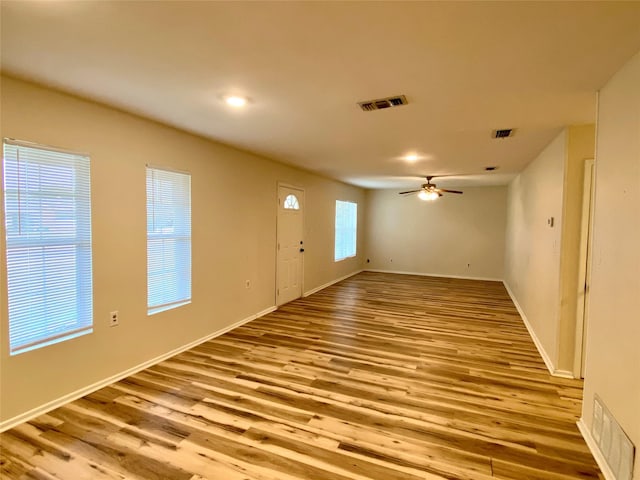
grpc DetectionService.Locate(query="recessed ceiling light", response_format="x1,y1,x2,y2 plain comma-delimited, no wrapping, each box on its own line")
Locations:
404,153,419,162
224,96,248,108
485,166,499,171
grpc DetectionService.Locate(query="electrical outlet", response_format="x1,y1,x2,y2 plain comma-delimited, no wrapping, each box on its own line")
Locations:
109,311,119,327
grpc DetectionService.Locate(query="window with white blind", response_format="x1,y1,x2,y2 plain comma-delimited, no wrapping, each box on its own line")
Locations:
3,139,93,355
146,167,191,314
335,200,357,261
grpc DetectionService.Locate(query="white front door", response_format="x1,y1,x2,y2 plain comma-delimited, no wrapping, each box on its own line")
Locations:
276,185,304,305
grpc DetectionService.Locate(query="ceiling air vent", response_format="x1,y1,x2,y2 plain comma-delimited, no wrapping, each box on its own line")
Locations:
358,95,408,112
493,129,514,138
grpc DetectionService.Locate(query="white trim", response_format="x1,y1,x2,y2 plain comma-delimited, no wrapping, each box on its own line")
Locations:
503,282,574,378
364,269,503,282
0,305,277,433
577,418,616,480
303,270,362,297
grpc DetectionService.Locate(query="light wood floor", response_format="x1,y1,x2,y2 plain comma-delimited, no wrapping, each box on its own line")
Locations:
1,272,602,480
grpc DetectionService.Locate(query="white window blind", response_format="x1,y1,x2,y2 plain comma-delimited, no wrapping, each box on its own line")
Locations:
3,139,93,355
335,200,357,261
146,167,191,314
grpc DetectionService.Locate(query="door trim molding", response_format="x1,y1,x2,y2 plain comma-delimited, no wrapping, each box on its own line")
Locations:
573,159,595,378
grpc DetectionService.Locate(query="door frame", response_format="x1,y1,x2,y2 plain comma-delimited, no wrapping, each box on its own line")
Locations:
275,182,305,306
573,159,595,378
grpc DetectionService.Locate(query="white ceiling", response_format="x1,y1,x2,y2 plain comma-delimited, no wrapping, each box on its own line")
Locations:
2,1,640,189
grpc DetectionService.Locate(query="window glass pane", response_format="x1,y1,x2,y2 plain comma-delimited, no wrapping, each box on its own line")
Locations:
334,200,357,261
284,194,299,210
146,167,191,314
3,140,93,355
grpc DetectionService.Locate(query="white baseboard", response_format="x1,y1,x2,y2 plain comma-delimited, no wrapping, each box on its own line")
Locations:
502,282,574,379
364,268,503,282
577,418,616,480
0,305,277,433
303,270,363,297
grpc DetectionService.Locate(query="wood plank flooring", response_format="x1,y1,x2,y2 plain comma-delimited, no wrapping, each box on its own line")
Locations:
0,272,602,479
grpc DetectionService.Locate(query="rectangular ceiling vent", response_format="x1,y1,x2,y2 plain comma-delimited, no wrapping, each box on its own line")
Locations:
358,95,408,112
493,129,514,138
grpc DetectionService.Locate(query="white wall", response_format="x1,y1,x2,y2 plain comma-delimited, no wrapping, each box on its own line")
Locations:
504,130,566,370
0,76,365,424
581,51,640,478
365,186,507,280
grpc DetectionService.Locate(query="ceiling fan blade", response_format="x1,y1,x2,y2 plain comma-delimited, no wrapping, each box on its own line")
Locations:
399,189,421,195
439,189,463,194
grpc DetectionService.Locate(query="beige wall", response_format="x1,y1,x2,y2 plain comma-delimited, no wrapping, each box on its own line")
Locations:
504,130,566,369
365,186,507,280
504,125,596,375
582,51,640,477
0,76,365,423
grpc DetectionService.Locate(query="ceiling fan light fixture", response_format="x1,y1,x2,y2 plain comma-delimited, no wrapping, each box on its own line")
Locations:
418,190,439,201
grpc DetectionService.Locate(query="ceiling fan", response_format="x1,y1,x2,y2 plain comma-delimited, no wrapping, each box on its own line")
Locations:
399,175,463,201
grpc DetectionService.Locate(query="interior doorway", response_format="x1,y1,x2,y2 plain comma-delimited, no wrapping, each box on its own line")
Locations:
574,159,595,378
276,184,304,306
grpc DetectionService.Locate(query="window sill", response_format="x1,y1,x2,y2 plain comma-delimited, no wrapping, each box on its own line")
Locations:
334,254,356,263
148,300,191,316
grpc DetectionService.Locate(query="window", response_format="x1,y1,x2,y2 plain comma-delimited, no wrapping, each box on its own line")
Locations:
335,200,357,261
146,167,191,314
3,139,93,355
283,194,299,210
